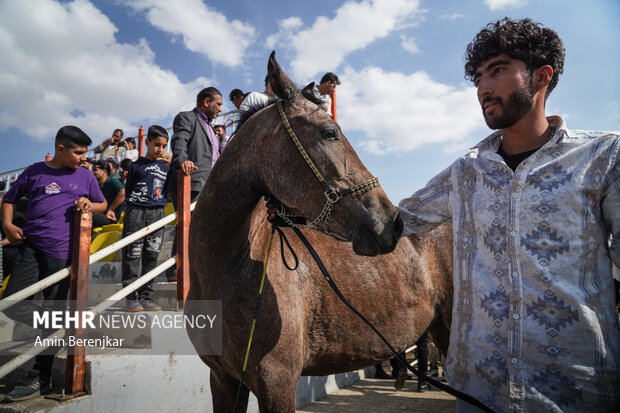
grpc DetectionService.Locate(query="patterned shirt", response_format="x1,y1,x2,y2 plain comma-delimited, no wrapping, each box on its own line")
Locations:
398,116,620,412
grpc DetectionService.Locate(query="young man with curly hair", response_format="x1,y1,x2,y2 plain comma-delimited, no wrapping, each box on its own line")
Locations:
397,18,619,412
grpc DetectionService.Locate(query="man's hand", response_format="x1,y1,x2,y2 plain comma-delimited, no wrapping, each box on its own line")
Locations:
266,201,278,221
75,197,93,213
180,160,198,175
264,199,306,227
105,210,117,222
3,223,25,245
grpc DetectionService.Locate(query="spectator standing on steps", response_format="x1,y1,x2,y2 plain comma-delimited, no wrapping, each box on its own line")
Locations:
122,125,170,312
1,126,105,402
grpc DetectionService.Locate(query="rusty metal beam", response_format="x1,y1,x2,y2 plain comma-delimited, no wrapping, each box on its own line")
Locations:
176,169,191,306
64,211,92,396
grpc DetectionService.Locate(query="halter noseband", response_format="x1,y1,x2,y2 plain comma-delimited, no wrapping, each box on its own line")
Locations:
275,100,380,231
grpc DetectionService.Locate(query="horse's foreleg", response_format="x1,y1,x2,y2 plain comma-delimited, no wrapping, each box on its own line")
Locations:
210,369,250,413
253,359,300,413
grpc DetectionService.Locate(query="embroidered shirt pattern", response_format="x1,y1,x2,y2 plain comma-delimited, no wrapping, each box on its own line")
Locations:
398,116,620,412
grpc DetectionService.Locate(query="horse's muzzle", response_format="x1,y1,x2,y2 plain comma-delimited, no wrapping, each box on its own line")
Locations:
352,213,403,256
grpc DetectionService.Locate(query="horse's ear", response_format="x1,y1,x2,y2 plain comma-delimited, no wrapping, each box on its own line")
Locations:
268,51,302,102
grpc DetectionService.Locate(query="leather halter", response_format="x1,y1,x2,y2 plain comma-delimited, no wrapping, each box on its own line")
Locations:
275,100,380,231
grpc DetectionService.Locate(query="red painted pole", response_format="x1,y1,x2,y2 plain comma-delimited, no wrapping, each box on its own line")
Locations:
330,90,337,121
138,125,145,157
176,170,191,306
65,211,91,396
45,153,51,162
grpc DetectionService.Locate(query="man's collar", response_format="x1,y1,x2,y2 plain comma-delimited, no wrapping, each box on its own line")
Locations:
195,107,212,123
471,115,568,151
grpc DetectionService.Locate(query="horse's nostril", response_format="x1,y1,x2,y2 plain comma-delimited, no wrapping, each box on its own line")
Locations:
393,214,404,239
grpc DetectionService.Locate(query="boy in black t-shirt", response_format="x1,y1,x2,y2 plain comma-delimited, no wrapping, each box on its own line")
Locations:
122,125,170,311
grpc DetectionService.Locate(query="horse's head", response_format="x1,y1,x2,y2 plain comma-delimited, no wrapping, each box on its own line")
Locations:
245,52,402,256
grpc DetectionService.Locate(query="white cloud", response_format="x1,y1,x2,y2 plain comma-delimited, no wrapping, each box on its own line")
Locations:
126,0,256,67
338,66,486,154
268,0,424,81
439,12,463,20
400,35,420,54
484,0,527,10
265,17,303,50
0,0,207,142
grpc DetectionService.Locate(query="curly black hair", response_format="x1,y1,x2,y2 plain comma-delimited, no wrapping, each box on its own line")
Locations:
464,17,565,98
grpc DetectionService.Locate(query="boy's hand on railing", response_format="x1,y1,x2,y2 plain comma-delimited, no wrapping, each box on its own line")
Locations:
179,160,198,175
74,197,92,213
3,222,25,245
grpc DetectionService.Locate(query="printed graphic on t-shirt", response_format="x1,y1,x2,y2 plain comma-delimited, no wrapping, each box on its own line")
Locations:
128,162,168,204
152,178,164,200
45,182,61,194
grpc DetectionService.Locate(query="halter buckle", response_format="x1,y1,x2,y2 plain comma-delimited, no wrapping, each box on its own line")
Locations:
324,189,342,204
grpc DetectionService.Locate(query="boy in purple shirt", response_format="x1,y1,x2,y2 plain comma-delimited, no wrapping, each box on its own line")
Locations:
1,126,106,401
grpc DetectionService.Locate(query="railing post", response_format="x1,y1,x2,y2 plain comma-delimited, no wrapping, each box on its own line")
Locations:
176,170,191,307
65,211,92,397
330,90,337,121
138,125,145,157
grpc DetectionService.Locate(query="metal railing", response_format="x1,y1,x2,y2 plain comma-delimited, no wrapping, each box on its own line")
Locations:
0,171,194,399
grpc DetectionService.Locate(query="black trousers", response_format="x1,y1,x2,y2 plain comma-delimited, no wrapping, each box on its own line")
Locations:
121,205,165,300
3,242,71,379
390,331,429,376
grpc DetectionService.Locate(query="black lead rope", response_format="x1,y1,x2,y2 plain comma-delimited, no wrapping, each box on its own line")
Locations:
274,226,299,270
282,225,496,413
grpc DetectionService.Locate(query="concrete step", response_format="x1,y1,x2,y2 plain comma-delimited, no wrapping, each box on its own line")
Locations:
0,336,371,412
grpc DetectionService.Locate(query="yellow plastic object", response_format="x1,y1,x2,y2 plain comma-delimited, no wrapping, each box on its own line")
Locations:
165,202,176,225
100,223,123,233
90,231,121,262
0,274,10,299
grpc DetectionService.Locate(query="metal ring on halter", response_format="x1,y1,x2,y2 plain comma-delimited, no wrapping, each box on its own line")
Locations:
325,189,342,204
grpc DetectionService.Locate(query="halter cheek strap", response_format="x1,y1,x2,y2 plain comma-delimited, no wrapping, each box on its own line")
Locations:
275,100,380,231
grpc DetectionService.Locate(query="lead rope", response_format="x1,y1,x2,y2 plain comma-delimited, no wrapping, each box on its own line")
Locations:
281,224,497,413
233,226,298,413
233,229,275,413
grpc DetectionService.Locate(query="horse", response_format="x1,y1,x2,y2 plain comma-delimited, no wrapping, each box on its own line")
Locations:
186,51,453,412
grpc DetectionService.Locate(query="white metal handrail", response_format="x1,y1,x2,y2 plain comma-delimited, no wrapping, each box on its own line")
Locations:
0,257,176,380
0,202,196,312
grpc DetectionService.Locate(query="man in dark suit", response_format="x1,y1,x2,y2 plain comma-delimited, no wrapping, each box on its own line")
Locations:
166,87,223,281
168,86,223,205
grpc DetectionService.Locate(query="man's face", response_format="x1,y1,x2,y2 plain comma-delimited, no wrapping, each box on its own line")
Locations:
203,94,223,120
214,126,226,138
474,54,535,130
111,130,122,143
92,166,107,183
318,80,337,96
231,95,244,109
58,145,88,169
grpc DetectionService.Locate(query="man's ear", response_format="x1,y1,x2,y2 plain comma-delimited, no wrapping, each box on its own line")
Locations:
534,65,553,90
56,144,65,153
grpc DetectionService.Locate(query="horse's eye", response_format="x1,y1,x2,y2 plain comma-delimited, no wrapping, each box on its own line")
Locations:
322,128,339,141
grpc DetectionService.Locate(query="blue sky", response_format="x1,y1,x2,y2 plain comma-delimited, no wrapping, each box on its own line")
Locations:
0,0,618,202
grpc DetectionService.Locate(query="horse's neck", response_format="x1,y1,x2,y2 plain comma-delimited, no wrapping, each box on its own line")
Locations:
198,162,263,261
